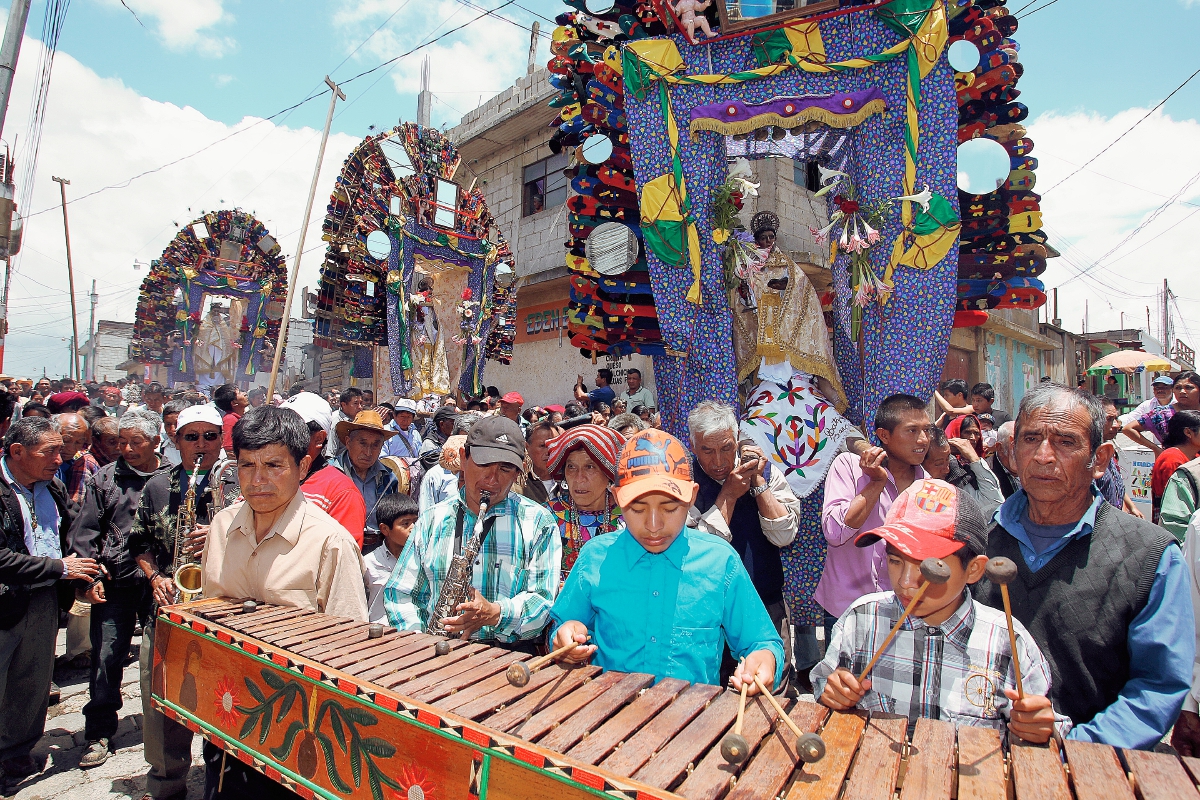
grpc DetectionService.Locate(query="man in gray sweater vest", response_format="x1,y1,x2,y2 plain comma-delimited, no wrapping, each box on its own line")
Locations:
975,383,1193,749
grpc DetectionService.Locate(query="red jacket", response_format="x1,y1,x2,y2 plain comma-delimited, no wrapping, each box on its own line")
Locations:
301,465,367,548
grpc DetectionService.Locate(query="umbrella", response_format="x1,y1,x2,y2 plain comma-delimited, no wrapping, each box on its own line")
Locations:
1085,350,1173,375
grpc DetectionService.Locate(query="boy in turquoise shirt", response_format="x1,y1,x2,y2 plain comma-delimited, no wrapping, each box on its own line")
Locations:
550,429,783,693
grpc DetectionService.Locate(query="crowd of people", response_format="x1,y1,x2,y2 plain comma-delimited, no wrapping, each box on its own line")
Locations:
1,366,1199,797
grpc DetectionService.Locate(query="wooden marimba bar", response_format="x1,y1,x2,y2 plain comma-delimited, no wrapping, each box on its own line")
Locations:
149,599,1200,800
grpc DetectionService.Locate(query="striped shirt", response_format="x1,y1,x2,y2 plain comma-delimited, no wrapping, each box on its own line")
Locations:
812,591,1071,736
383,488,561,642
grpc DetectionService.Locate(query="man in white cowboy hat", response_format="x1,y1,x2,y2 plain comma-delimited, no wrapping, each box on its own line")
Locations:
333,410,408,552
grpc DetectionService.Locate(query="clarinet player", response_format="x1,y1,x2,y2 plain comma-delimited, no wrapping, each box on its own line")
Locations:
383,417,561,655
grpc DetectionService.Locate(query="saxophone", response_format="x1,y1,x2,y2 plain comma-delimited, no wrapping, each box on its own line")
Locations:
171,456,205,603
208,457,239,513
428,491,492,638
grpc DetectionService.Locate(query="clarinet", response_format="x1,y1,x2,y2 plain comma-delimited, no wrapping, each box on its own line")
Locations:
427,491,492,638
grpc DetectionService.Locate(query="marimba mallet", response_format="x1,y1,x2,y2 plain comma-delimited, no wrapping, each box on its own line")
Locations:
434,639,453,657
368,623,384,640
506,640,584,687
752,675,826,764
241,601,257,614
857,557,952,683
719,670,751,763
984,556,1024,698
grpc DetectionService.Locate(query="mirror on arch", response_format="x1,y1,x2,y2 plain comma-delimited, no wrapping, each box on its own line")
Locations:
365,229,391,260
948,39,981,73
379,137,416,181
579,134,614,165
434,180,459,229
957,137,1011,195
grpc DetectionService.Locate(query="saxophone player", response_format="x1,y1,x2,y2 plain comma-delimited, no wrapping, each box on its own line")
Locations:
383,417,561,655
128,404,236,800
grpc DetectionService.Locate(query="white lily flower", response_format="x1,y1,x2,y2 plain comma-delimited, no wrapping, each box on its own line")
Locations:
814,165,848,197
893,185,933,213
862,218,881,245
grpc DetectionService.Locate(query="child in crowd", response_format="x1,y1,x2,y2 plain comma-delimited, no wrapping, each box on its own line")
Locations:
364,493,420,624
550,429,784,695
813,478,1067,742
815,394,931,639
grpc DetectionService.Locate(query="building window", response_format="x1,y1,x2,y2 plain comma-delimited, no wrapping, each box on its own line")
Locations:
523,153,568,216
793,160,821,192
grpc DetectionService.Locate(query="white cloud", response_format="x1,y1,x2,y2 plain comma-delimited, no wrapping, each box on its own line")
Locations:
332,0,546,127
212,74,235,87
1027,108,1200,348
101,0,236,57
1,37,358,376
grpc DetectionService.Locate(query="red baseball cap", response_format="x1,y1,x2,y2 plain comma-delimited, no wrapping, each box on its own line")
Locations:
501,391,524,405
612,429,695,506
544,404,566,413
854,478,988,561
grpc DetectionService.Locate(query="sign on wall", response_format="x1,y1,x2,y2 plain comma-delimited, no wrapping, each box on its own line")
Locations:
517,301,572,343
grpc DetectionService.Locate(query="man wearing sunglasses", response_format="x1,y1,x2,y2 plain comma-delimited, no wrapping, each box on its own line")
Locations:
126,405,239,800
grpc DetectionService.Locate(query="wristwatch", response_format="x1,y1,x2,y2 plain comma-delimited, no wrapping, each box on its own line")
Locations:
748,482,770,497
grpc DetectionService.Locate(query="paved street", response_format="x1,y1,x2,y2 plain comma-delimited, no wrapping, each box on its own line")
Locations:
3,628,205,800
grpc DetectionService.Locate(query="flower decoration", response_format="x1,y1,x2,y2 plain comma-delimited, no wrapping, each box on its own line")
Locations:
214,676,242,729
461,287,473,301
713,228,731,245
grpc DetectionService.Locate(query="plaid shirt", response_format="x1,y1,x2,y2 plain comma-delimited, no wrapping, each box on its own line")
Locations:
812,591,1071,736
383,488,561,642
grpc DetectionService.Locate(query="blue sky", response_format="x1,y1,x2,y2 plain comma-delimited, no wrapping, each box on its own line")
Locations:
0,0,1197,376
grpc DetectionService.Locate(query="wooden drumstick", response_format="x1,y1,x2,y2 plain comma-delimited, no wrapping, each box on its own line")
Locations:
751,675,825,763
984,556,1024,699
857,558,953,683
506,640,584,687
719,668,751,764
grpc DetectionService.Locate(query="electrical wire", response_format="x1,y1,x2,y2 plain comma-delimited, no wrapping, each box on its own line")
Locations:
1041,66,1200,196
1016,0,1060,19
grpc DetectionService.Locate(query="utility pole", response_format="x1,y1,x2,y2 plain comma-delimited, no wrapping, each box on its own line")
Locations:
267,77,345,398
0,0,32,142
416,56,431,127
1163,278,1171,358
86,279,97,381
527,22,540,75
52,176,81,381
0,1,31,374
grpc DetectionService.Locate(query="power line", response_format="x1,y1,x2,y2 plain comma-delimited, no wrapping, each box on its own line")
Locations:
1016,0,1061,19
1059,166,1200,286
1041,66,1200,196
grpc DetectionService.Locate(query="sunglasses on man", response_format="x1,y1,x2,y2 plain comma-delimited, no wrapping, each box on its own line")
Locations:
181,431,221,442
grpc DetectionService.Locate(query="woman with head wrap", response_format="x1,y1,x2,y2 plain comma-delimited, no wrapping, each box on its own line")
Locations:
417,404,460,470
544,424,627,577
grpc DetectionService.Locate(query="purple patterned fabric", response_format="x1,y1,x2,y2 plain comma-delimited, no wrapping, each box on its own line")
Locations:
689,88,886,129
624,13,959,435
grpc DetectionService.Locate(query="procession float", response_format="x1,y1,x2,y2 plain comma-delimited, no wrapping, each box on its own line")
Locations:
129,210,288,387
313,122,517,401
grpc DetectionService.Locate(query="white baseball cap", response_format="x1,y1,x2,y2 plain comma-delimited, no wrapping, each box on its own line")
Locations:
395,398,418,413
176,404,224,432
281,391,334,433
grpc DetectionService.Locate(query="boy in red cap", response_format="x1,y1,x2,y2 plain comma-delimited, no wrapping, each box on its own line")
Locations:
812,478,1067,742
550,429,783,694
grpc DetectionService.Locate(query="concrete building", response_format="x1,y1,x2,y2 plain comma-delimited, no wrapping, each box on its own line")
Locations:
79,320,134,382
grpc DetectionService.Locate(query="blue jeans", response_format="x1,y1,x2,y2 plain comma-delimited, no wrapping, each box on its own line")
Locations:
83,582,148,741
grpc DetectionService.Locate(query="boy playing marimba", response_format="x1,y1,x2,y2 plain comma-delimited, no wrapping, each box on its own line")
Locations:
812,478,1068,742
550,429,784,696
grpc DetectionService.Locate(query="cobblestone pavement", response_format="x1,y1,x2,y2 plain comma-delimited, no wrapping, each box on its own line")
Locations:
3,628,206,800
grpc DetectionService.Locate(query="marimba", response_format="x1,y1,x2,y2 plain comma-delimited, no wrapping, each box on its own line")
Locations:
151,599,1200,800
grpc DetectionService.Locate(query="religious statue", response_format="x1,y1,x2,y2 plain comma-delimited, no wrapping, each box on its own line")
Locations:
673,0,717,39
408,275,452,397
192,305,240,384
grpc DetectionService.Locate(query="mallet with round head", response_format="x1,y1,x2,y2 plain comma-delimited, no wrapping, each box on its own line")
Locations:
857,557,952,683
434,639,453,656
506,640,586,687
984,556,1024,698
719,666,751,764
752,675,826,764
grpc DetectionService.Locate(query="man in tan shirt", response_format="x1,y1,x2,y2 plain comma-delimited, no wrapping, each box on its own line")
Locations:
201,405,367,620
198,405,367,797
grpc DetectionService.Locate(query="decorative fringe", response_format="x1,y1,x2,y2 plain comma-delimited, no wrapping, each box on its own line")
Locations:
689,100,887,142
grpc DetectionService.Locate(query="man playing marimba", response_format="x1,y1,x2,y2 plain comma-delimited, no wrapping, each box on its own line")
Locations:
199,405,367,798
550,429,784,695
383,416,561,654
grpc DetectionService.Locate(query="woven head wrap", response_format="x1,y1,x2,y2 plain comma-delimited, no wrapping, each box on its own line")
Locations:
545,424,626,482
750,211,779,237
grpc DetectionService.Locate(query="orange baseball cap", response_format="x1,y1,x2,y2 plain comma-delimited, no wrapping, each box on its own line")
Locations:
854,478,988,561
612,429,696,506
